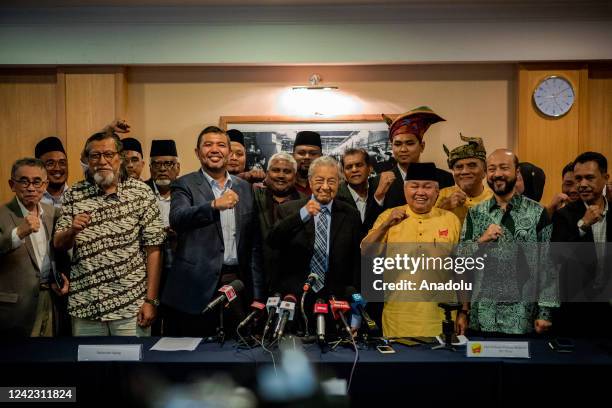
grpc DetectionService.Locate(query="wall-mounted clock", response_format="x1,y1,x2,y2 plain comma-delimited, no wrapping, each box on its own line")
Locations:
533,75,575,118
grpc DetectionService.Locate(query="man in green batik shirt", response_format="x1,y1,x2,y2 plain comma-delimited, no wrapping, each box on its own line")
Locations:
458,148,558,335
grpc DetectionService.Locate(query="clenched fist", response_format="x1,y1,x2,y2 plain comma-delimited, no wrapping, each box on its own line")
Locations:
71,213,91,234
374,171,396,202
478,224,503,243
439,190,467,210
581,205,603,228
383,208,409,229
17,214,41,239
303,199,322,218
213,189,239,211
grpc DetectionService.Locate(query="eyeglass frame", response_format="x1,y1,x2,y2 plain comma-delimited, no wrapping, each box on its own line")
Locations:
11,178,48,189
150,160,178,170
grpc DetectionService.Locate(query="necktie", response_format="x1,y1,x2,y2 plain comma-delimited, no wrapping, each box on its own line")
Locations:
310,206,330,293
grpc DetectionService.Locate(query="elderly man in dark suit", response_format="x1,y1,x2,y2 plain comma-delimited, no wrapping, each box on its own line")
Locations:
551,151,611,337
268,156,361,334
0,158,68,337
162,126,263,337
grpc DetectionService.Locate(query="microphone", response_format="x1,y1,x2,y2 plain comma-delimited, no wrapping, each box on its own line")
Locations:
237,300,267,330
262,293,282,337
303,273,320,292
201,280,244,314
329,295,352,337
273,294,297,339
313,298,328,343
346,286,380,333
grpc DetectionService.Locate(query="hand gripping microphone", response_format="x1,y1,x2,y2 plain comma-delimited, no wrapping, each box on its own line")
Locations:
329,295,352,337
303,273,320,292
345,286,380,333
201,280,244,314
313,298,329,343
237,300,267,330
262,293,282,337
273,294,297,339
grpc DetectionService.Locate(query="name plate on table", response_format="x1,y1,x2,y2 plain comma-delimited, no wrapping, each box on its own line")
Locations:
78,345,142,361
466,341,530,358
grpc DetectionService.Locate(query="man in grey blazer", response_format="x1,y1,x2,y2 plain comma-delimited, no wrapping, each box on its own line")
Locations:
0,158,68,337
162,126,263,337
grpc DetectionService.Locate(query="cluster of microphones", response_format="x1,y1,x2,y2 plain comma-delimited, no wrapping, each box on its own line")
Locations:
199,275,381,348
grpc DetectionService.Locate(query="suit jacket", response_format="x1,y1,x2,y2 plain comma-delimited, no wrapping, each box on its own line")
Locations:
0,198,58,336
267,198,361,299
253,186,305,291
551,199,612,336
162,170,263,314
335,179,383,236
381,164,454,210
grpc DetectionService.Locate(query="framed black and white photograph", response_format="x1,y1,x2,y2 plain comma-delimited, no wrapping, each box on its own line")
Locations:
220,115,397,173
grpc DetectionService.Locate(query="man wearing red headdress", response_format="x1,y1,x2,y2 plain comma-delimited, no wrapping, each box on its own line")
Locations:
374,106,454,210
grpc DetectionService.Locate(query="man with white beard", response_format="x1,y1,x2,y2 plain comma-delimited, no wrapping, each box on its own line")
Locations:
53,130,165,336
145,140,180,335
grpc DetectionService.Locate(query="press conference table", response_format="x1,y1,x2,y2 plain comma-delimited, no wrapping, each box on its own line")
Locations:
1,336,611,407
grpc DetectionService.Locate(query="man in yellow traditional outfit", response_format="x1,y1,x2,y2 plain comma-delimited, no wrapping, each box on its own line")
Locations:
362,162,461,337
437,133,493,224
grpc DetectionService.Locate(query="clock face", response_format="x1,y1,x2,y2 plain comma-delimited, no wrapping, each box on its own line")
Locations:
533,76,575,117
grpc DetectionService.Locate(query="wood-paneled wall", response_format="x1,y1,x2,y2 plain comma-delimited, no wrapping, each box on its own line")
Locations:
0,69,58,203
0,64,610,204
518,64,612,205
60,67,127,185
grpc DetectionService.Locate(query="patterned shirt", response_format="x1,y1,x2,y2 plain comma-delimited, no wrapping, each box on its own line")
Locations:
56,178,165,321
459,193,558,334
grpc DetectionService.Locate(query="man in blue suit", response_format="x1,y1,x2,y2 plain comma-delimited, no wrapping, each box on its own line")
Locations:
162,126,263,337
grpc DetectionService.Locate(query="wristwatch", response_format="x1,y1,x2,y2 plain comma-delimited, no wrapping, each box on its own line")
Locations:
144,297,160,307
577,219,587,231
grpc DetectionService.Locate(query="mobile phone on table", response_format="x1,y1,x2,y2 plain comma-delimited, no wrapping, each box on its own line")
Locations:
549,337,575,353
376,345,396,354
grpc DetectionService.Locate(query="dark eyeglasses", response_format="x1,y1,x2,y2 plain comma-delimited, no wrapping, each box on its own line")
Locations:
89,151,118,162
44,159,68,169
151,161,177,170
12,178,47,188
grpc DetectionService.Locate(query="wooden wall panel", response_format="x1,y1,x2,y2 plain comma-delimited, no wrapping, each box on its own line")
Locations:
0,70,57,203
584,65,612,160
63,67,126,185
517,64,586,205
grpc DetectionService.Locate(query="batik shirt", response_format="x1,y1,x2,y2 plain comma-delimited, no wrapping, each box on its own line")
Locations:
459,193,558,334
56,178,165,321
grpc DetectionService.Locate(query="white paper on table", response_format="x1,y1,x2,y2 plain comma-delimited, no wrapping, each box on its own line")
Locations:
150,337,202,351
436,334,469,346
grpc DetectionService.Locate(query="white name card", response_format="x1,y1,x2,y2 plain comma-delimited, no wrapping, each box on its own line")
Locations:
466,341,530,358
78,344,143,361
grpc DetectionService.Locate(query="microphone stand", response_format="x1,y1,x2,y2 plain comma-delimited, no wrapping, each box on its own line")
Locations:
299,291,317,344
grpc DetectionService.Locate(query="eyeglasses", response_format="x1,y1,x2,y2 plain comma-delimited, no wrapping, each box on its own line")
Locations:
89,151,118,162
12,178,47,189
44,159,68,169
151,161,178,170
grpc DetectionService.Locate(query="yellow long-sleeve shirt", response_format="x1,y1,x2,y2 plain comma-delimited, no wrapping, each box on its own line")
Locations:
366,205,461,337
435,184,493,224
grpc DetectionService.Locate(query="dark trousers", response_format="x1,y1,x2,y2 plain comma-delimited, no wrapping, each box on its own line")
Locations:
162,266,246,338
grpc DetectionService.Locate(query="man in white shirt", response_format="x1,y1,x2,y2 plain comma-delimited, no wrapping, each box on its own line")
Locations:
336,148,383,235
0,158,68,337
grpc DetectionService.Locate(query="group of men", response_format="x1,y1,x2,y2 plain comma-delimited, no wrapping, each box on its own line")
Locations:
1,106,610,340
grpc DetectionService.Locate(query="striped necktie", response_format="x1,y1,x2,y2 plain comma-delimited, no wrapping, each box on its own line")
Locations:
310,206,330,293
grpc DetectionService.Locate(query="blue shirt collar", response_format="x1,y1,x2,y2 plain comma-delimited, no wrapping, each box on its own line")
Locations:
201,168,233,190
